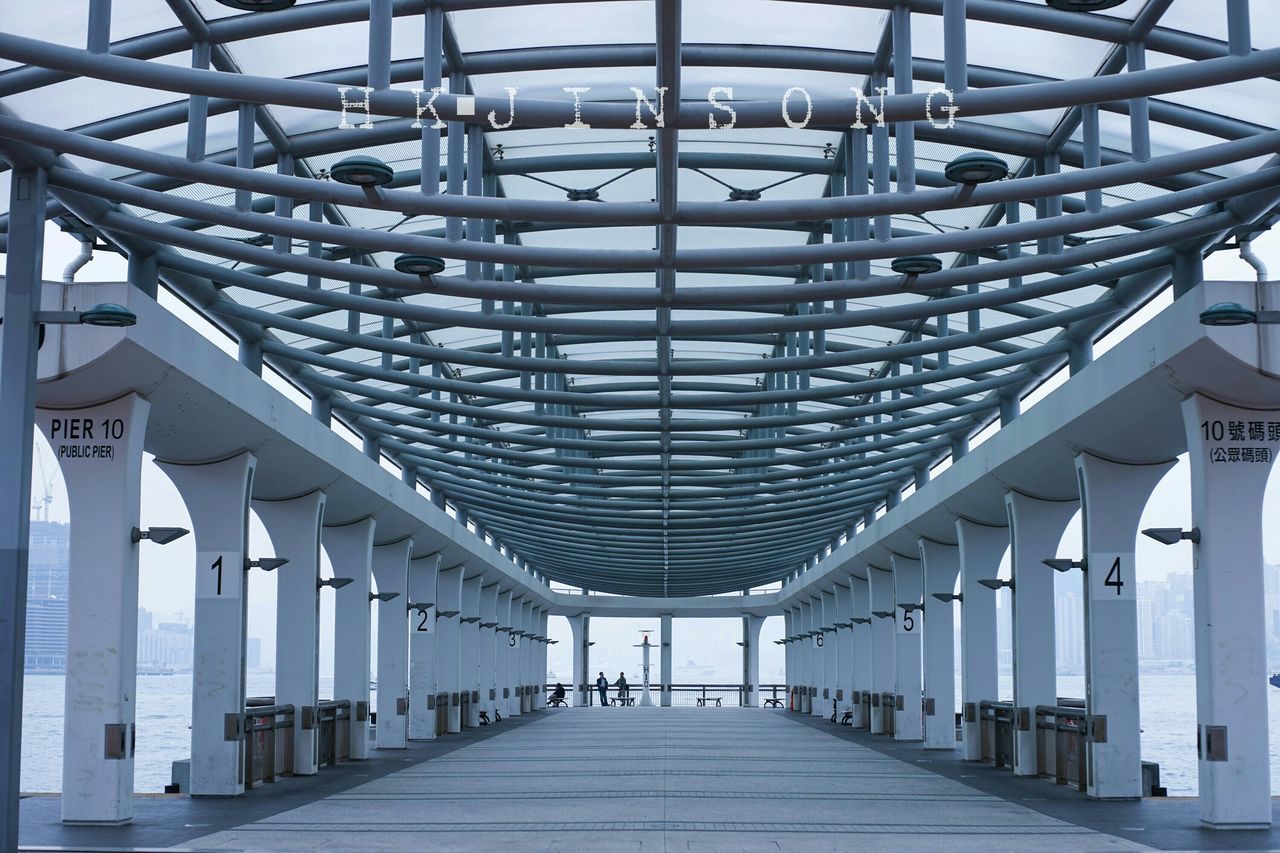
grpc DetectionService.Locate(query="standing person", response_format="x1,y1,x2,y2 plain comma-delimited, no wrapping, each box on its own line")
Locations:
596,671,609,707
616,672,629,703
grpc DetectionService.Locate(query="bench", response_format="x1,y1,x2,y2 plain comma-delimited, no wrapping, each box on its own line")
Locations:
610,696,636,706
478,710,490,725
695,696,722,707
548,696,568,707
763,697,784,708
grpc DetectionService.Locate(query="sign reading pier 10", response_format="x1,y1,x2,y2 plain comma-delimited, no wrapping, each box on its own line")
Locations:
46,415,125,461
1200,417,1280,465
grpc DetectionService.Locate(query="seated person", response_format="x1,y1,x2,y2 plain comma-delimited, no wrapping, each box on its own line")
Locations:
551,683,566,701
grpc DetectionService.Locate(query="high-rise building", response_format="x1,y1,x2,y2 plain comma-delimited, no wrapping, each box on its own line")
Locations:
24,520,70,673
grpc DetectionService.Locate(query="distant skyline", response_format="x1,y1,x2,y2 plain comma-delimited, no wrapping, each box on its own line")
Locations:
28,223,1280,681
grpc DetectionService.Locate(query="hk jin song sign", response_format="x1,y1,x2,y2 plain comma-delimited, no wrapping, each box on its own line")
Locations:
337,85,960,132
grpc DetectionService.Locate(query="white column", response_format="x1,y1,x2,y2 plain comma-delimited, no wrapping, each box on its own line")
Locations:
479,583,498,720
919,538,960,750
460,576,481,727
536,609,549,709
834,582,853,719
1183,394,1278,827
821,590,837,719
496,590,513,714
1006,492,1076,776
867,566,895,734
742,614,763,707
798,596,808,712
850,575,872,727
660,613,673,707
435,565,463,732
38,395,150,823
371,539,412,749
891,554,923,741
156,451,255,797
406,554,439,741
783,609,796,710
809,597,825,718
510,595,526,715
957,518,1007,761
568,611,587,708
520,600,534,712
1076,452,1171,799
252,491,324,774
323,518,375,759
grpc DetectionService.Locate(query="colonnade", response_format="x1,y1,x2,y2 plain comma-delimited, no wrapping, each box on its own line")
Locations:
780,394,1279,830
35,392,551,825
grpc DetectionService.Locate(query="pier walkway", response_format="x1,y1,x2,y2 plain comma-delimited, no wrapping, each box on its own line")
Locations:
23,708,1279,852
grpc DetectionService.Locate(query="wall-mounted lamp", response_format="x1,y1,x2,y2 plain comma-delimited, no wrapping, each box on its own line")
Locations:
1042,558,1086,573
130,526,188,545
460,616,480,624
36,303,137,328
480,621,498,629
409,602,434,613
871,610,894,619
898,602,922,612
370,591,400,602
1198,302,1280,327
437,610,460,618
850,617,872,625
247,557,289,572
977,578,1013,591
1142,527,1201,545
931,592,963,603
318,577,354,589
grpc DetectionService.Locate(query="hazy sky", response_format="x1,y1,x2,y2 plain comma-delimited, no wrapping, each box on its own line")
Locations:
27,223,1280,679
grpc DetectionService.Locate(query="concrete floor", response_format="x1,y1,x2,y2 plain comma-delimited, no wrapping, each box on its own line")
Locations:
187,709,1145,852
20,708,1280,852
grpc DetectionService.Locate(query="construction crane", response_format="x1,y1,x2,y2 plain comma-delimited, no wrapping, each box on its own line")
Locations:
32,450,54,523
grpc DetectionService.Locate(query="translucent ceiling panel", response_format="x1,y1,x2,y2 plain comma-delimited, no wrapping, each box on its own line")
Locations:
2,52,190,130
959,19,1109,81
1157,0,1274,47
229,15,425,79
682,1,886,52
448,2,655,52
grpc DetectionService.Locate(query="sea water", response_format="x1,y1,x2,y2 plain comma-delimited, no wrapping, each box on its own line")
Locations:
18,671,1280,795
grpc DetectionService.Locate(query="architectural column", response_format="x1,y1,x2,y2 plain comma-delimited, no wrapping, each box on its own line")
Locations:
157,451,256,796
821,590,838,719
536,608,549,709
919,538,960,750
660,613,673,707
496,590,514,714
323,517,375,759
742,614,763,707
435,564,463,731
1006,492,1077,776
783,609,796,710
1076,452,1172,798
520,600,535,712
37,395,150,823
891,553,924,741
957,518,1007,761
252,491,324,773
568,611,588,707
460,576,481,727
479,583,499,720
509,595,526,714
867,565,895,734
406,554,439,741
799,600,813,714
371,538,412,748
834,582,854,719
1182,394,1279,827
850,574,872,728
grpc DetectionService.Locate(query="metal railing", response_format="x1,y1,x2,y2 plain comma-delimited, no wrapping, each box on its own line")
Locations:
1035,700,1088,792
978,700,1015,768
545,683,788,707
243,698,294,790
317,699,352,767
